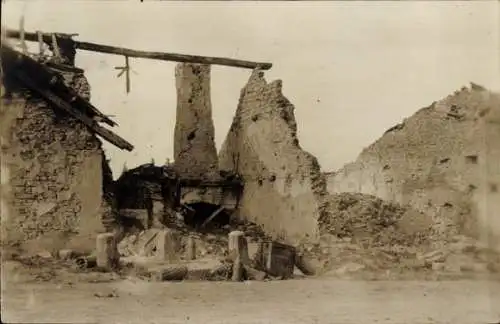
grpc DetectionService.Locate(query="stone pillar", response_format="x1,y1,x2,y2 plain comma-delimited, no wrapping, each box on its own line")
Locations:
228,231,249,263
156,229,180,262
173,63,219,179
185,236,196,260
228,231,249,281
96,233,119,270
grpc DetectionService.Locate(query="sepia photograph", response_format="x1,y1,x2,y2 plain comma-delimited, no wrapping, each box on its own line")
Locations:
1,0,499,323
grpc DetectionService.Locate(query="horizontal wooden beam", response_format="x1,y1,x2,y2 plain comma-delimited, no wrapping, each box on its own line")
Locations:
75,41,272,70
5,29,273,70
178,178,244,188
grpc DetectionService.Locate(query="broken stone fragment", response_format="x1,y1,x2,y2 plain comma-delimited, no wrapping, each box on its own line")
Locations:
152,265,188,281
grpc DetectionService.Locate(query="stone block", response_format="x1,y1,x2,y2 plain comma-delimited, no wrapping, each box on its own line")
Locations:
247,241,262,261
152,265,188,281
156,229,181,262
96,233,119,270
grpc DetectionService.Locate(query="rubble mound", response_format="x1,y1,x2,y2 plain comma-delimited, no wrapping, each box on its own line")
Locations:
319,193,433,248
117,219,271,261
327,84,500,250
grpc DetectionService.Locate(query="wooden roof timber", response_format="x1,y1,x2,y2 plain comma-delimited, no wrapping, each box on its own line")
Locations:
5,29,273,70
1,43,116,127
1,44,134,151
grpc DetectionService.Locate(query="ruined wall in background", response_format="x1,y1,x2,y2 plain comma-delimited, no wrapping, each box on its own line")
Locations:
0,71,105,253
219,70,329,245
174,63,219,180
327,86,500,250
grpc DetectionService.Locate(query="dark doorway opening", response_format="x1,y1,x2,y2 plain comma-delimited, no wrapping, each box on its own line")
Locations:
183,202,230,229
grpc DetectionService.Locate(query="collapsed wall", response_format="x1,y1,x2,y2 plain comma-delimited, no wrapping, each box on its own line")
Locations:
219,70,329,245
327,84,500,250
0,68,105,252
173,63,219,180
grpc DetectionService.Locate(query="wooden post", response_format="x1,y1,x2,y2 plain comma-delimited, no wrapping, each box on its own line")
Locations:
37,31,44,56
51,33,61,60
125,56,130,93
96,233,119,270
19,16,27,54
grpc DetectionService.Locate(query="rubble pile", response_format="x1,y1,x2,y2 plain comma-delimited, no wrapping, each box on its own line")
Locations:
328,84,500,250
319,193,433,248
297,192,500,277
117,218,272,261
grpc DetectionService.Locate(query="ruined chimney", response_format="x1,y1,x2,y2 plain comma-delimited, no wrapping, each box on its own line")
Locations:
173,63,219,179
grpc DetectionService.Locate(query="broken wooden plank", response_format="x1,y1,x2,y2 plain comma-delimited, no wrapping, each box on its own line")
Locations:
200,205,225,228
1,44,116,127
45,61,85,73
179,178,244,188
6,29,76,43
13,70,134,151
6,29,273,70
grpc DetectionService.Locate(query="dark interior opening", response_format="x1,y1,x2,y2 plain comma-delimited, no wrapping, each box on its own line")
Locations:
183,202,230,229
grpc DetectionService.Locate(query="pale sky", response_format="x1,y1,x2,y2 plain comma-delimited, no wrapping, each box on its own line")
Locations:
3,1,499,178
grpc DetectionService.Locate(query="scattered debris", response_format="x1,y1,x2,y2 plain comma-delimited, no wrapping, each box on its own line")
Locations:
3,25,500,288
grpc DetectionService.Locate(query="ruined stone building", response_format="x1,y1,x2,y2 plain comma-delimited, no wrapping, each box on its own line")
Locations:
327,85,500,250
0,43,133,251
171,64,330,243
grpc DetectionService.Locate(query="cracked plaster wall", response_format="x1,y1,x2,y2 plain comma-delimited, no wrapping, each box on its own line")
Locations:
219,70,329,245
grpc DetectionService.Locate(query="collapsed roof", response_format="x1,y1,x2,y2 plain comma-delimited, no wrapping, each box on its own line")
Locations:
0,42,134,151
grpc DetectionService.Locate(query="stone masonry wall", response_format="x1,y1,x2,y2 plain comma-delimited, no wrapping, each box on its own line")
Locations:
174,63,219,180
219,70,329,245
1,71,105,253
327,86,500,250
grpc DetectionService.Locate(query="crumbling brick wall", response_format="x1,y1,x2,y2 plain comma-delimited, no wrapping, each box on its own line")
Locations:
174,63,219,180
327,85,500,250
219,70,329,245
1,71,105,252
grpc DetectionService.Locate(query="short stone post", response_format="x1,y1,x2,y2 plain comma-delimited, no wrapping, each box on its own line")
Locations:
156,229,179,262
228,231,249,281
185,236,196,260
96,233,119,270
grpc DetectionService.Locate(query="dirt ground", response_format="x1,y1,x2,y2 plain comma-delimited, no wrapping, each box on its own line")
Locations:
2,265,500,324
